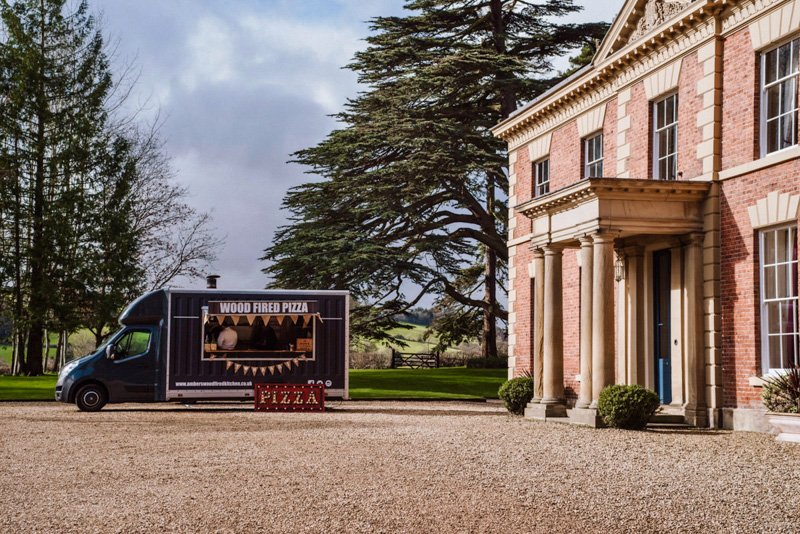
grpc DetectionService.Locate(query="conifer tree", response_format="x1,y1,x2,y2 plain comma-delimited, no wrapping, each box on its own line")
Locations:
264,0,609,356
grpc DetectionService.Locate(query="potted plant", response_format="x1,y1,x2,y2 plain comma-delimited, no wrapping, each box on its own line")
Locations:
762,365,800,443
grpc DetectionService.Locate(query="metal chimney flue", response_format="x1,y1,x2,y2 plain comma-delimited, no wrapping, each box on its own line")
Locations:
206,275,220,289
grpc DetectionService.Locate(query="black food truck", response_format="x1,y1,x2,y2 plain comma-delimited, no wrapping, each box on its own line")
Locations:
56,288,349,411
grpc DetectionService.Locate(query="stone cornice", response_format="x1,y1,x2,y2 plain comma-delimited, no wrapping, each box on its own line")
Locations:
493,0,732,150
721,0,786,34
515,178,712,219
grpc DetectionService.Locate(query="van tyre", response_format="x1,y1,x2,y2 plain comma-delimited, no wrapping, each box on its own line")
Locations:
76,384,107,412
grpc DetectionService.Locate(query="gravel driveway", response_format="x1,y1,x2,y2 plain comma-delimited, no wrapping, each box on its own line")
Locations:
1,400,798,533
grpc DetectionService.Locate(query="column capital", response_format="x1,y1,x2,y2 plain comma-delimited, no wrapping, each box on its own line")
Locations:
543,243,566,255
531,246,545,258
686,231,704,247
577,234,594,247
591,232,617,245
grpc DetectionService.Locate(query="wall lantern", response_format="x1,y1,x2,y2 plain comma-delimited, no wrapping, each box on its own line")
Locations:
614,253,626,282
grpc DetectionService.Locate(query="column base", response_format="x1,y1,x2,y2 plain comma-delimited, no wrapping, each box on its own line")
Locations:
568,408,605,428
684,405,708,428
524,402,567,420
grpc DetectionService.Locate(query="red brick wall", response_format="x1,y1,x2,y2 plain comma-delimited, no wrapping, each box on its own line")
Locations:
563,249,580,400
603,99,618,178
720,164,800,409
512,246,533,376
513,146,532,236
678,51,704,179
721,27,759,171
625,82,651,179
550,120,581,190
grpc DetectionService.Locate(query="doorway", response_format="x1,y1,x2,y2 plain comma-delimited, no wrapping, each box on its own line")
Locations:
653,249,672,404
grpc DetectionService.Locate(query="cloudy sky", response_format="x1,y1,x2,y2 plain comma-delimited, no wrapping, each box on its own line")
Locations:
99,0,625,291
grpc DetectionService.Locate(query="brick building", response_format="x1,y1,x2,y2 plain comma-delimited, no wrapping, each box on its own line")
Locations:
492,0,800,431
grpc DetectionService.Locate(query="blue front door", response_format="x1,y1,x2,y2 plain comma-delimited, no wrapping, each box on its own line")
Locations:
653,250,672,404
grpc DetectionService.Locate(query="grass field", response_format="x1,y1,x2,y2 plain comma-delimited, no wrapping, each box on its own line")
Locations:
349,367,506,399
0,374,57,400
0,368,507,401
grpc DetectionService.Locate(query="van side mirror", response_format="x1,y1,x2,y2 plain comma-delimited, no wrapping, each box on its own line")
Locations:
105,345,115,360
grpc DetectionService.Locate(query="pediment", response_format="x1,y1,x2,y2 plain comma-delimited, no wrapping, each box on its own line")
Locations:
596,0,699,60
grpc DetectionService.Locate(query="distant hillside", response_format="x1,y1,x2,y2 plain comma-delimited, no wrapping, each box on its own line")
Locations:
393,308,434,327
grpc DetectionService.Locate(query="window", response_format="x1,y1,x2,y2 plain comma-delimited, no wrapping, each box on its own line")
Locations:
584,134,604,178
653,94,678,180
113,330,151,361
534,158,549,197
762,39,800,156
760,225,799,373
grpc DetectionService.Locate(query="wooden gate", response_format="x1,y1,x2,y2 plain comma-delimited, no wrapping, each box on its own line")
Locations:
390,349,440,369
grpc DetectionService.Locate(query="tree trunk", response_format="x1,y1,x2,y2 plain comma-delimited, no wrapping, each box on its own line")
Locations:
482,175,498,359
26,7,48,377
15,330,26,375
94,325,105,350
54,330,62,372
10,332,17,375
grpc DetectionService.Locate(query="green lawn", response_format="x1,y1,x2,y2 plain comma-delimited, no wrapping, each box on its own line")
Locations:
0,367,508,401
0,344,11,366
0,374,57,400
349,367,506,399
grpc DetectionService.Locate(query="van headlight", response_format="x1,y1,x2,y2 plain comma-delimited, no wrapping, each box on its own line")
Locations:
59,360,79,379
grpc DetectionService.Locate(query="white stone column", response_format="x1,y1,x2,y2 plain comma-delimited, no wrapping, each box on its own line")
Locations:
684,232,707,427
591,233,616,408
626,247,644,385
541,244,565,409
532,248,545,403
576,236,593,409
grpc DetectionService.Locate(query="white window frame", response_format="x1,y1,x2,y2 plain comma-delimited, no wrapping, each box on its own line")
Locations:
759,223,799,374
534,158,549,198
760,38,800,158
653,93,678,181
584,133,603,178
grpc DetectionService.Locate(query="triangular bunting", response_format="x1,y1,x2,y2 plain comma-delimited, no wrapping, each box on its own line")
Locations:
260,367,266,375
226,361,233,370
299,354,307,361
262,315,272,325
246,315,256,325
277,363,284,372
289,315,298,324
242,365,250,374
285,359,293,370
234,363,241,373
268,366,275,375
209,354,216,360
293,357,300,365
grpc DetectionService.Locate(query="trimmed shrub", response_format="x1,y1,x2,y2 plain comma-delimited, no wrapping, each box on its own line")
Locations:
466,357,507,369
597,385,660,430
498,377,534,415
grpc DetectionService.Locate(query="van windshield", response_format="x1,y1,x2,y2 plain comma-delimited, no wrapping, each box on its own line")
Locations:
93,327,125,355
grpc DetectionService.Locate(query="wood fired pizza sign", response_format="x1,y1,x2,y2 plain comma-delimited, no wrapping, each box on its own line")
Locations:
254,384,324,412
208,301,318,315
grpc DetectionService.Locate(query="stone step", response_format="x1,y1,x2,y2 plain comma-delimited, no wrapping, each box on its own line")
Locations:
646,422,694,429
650,413,685,424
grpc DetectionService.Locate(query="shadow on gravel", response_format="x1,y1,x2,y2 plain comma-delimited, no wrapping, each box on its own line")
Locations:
646,429,732,436
339,407,504,417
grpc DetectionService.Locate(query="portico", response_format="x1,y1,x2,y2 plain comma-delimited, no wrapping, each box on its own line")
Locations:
518,178,711,427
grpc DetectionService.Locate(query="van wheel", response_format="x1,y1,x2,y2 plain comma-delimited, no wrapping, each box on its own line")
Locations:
75,384,107,412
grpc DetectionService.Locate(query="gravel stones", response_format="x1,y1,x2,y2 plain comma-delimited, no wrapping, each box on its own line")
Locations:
1,401,799,533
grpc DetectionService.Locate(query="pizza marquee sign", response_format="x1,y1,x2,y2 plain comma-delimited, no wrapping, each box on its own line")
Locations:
254,384,325,412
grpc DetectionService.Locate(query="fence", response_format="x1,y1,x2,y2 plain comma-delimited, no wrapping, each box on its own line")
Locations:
390,349,440,369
